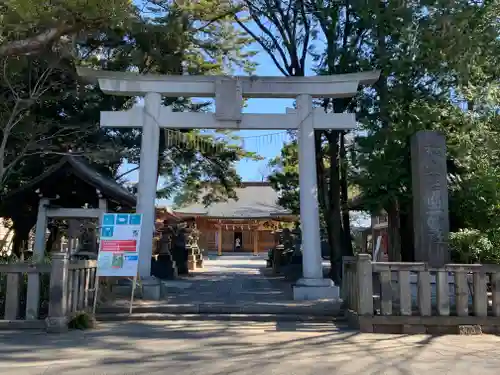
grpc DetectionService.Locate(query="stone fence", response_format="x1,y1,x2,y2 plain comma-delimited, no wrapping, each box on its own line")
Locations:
342,254,500,334
0,253,97,331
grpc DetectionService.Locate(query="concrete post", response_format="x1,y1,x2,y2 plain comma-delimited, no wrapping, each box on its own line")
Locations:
356,253,374,315
98,198,108,212
296,94,323,280
45,252,69,332
137,92,161,278
293,95,339,300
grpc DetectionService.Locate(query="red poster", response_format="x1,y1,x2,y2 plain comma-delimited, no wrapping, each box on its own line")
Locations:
101,240,137,252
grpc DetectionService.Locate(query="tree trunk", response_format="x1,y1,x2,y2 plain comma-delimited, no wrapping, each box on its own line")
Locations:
386,200,402,261
340,132,353,257
399,204,414,262
327,132,343,283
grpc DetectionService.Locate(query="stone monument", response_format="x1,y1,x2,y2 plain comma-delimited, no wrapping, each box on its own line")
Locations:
410,130,450,267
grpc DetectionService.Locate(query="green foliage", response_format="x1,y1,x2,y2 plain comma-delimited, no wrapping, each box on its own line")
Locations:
268,139,299,214
0,0,133,56
449,229,500,264
352,0,500,219
68,311,97,330
247,0,500,266
80,0,261,206
0,0,260,217
268,137,362,219
447,108,500,232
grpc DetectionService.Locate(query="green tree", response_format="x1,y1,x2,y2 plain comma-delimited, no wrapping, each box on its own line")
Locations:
243,0,500,272
108,0,260,204
238,0,370,280
0,0,261,255
0,0,133,57
268,138,300,215
351,0,500,260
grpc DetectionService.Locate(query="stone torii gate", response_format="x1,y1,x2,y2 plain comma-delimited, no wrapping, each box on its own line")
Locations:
78,68,379,300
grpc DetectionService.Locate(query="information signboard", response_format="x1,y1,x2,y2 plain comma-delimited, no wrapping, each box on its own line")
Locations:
97,213,142,277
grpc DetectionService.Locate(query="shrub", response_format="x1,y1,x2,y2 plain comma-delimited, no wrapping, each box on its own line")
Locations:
449,228,500,264
68,311,97,330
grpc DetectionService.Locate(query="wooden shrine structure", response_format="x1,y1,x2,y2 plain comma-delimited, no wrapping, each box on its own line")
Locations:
0,155,136,258
171,182,296,255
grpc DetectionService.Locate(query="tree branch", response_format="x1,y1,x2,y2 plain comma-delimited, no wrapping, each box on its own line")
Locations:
116,166,140,180
0,25,77,57
233,15,289,76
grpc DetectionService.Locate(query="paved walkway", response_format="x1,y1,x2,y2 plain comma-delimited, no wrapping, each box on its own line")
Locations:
101,254,340,315
162,254,293,304
2,320,500,374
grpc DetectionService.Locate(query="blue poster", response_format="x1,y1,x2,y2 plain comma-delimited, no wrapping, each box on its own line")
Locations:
102,214,115,226
101,226,114,238
116,214,129,225
129,214,142,225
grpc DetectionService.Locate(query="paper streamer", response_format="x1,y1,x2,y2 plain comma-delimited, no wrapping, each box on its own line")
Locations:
163,129,289,154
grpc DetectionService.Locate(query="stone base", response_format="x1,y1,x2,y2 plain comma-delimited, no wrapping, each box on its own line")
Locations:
112,284,143,298
187,259,197,271
141,277,161,300
45,317,68,333
293,278,341,301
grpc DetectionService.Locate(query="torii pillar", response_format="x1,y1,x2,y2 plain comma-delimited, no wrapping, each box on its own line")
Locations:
78,68,379,301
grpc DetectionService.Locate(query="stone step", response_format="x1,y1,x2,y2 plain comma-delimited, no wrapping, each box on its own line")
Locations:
98,302,343,315
96,312,348,323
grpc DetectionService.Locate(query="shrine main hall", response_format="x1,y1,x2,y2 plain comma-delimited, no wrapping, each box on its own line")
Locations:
157,182,295,255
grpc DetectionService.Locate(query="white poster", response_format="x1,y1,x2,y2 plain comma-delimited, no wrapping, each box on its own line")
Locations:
97,213,142,277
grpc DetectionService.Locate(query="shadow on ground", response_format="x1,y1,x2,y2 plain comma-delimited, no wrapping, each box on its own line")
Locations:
1,319,500,375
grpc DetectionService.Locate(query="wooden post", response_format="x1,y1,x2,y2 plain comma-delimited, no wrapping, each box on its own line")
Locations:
253,230,259,256
46,252,69,332
217,226,222,256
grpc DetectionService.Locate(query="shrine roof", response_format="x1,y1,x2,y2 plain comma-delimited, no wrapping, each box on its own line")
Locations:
4,155,136,208
173,182,293,219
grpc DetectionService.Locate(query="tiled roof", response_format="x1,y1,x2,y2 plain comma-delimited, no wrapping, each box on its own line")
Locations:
4,155,136,207
174,182,292,219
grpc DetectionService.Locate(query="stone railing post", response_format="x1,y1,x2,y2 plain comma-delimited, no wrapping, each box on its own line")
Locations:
356,253,374,315
45,252,69,333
